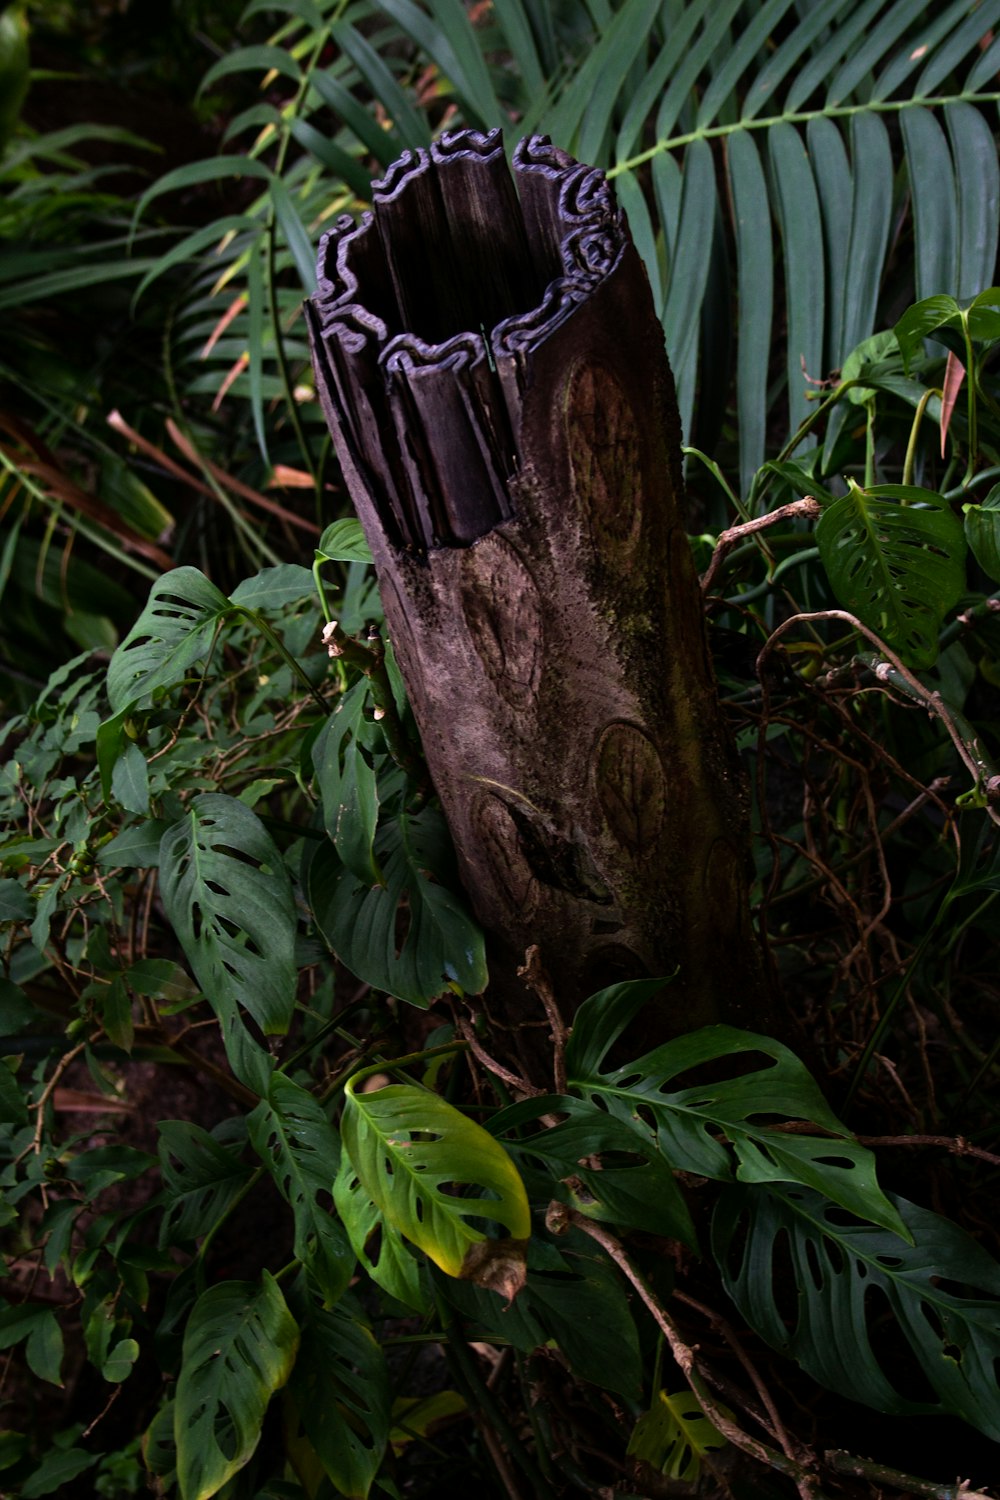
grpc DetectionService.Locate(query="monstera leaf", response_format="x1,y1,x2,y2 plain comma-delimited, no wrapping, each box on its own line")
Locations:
714,1183,1000,1439
815,481,966,666
564,979,906,1236
628,1390,728,1484
308,805,487,1006
286,1295,391,1500
341,1077,530,1285
106,567,232,712
247,1075,353,1305
174,1274,299,1500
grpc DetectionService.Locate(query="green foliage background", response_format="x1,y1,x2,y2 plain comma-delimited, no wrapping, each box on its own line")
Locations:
3,1,1000,1496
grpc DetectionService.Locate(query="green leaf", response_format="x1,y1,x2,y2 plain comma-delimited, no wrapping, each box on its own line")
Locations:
628,1389,727,1483
333,1152,427,1312
158,1120,255,1246
902,106,958,303
0,1057,28,1125
0,977,34,1033
565,986,906,1237
309,806,487,1006
159,794,298,1037
769,121,825,436
287,1297,391,1500
330,23,431,154
315,518,373,565
894,292,962,371
815,479,967,666
96,820,172,869
247,1074,354,1304
492,1094,696,1245
375,0,501,130
342,1078,530,1280
230,564,315,612
661,138,716,419
174,1274,299,1500
727,129,773,494
964,484,1000,583
101,974,134,1054
110,741,150,816
311,679,381,884
947,102,1000,302
714,1185,1000,1438
199,44,303,93
19,1447,100,1498
106,567,232,712
0,877,33,923
102,1336,140,1383
25,1310,63,1386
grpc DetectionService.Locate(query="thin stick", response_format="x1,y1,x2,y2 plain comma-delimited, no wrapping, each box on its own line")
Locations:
547,1205,829,1500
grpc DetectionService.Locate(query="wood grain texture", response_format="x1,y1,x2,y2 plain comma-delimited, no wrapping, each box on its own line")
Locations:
308,129,772,1064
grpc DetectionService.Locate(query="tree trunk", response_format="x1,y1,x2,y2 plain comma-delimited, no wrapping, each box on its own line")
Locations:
307,130,771,1054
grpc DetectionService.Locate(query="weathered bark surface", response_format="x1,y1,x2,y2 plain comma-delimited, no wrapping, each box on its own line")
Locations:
308,130,769,1043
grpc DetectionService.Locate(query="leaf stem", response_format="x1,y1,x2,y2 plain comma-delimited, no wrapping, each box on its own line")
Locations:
610,92,1000,177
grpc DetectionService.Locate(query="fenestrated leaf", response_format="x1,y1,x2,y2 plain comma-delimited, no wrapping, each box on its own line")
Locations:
247,1074,353,1304
815,479,967,666
159,794,298,1037
333,1152,426,1313
964,484,1000,583
714,1185,1000,1439
565,984,906,1237
287,1296,391,1500
158,1120,254,1247
106,567,232,712
174,1274,299,1500
308,805,487,1007
342,1078,530,1282
628,1389,727,1483
491,1093,696,1245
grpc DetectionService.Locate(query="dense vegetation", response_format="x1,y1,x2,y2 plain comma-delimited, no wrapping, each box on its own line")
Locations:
4,1,1000,1496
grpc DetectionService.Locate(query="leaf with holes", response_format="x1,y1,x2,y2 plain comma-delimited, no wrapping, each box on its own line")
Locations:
158,1120,254,1247
175,1273,299,1500
628,1389,728,1483
565,982,906,1237
308,805,487,1006
713,1184,1000,1439
815,480,966,667
491,1093,696,1246
159,794,297,1038
247,1074,353,1304
333,1152,427,1313
342,1078,530,1284
106,567,232,712
286,1296,391,1500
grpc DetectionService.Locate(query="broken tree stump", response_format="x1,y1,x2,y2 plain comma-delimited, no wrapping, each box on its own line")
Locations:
307,129,769,1044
